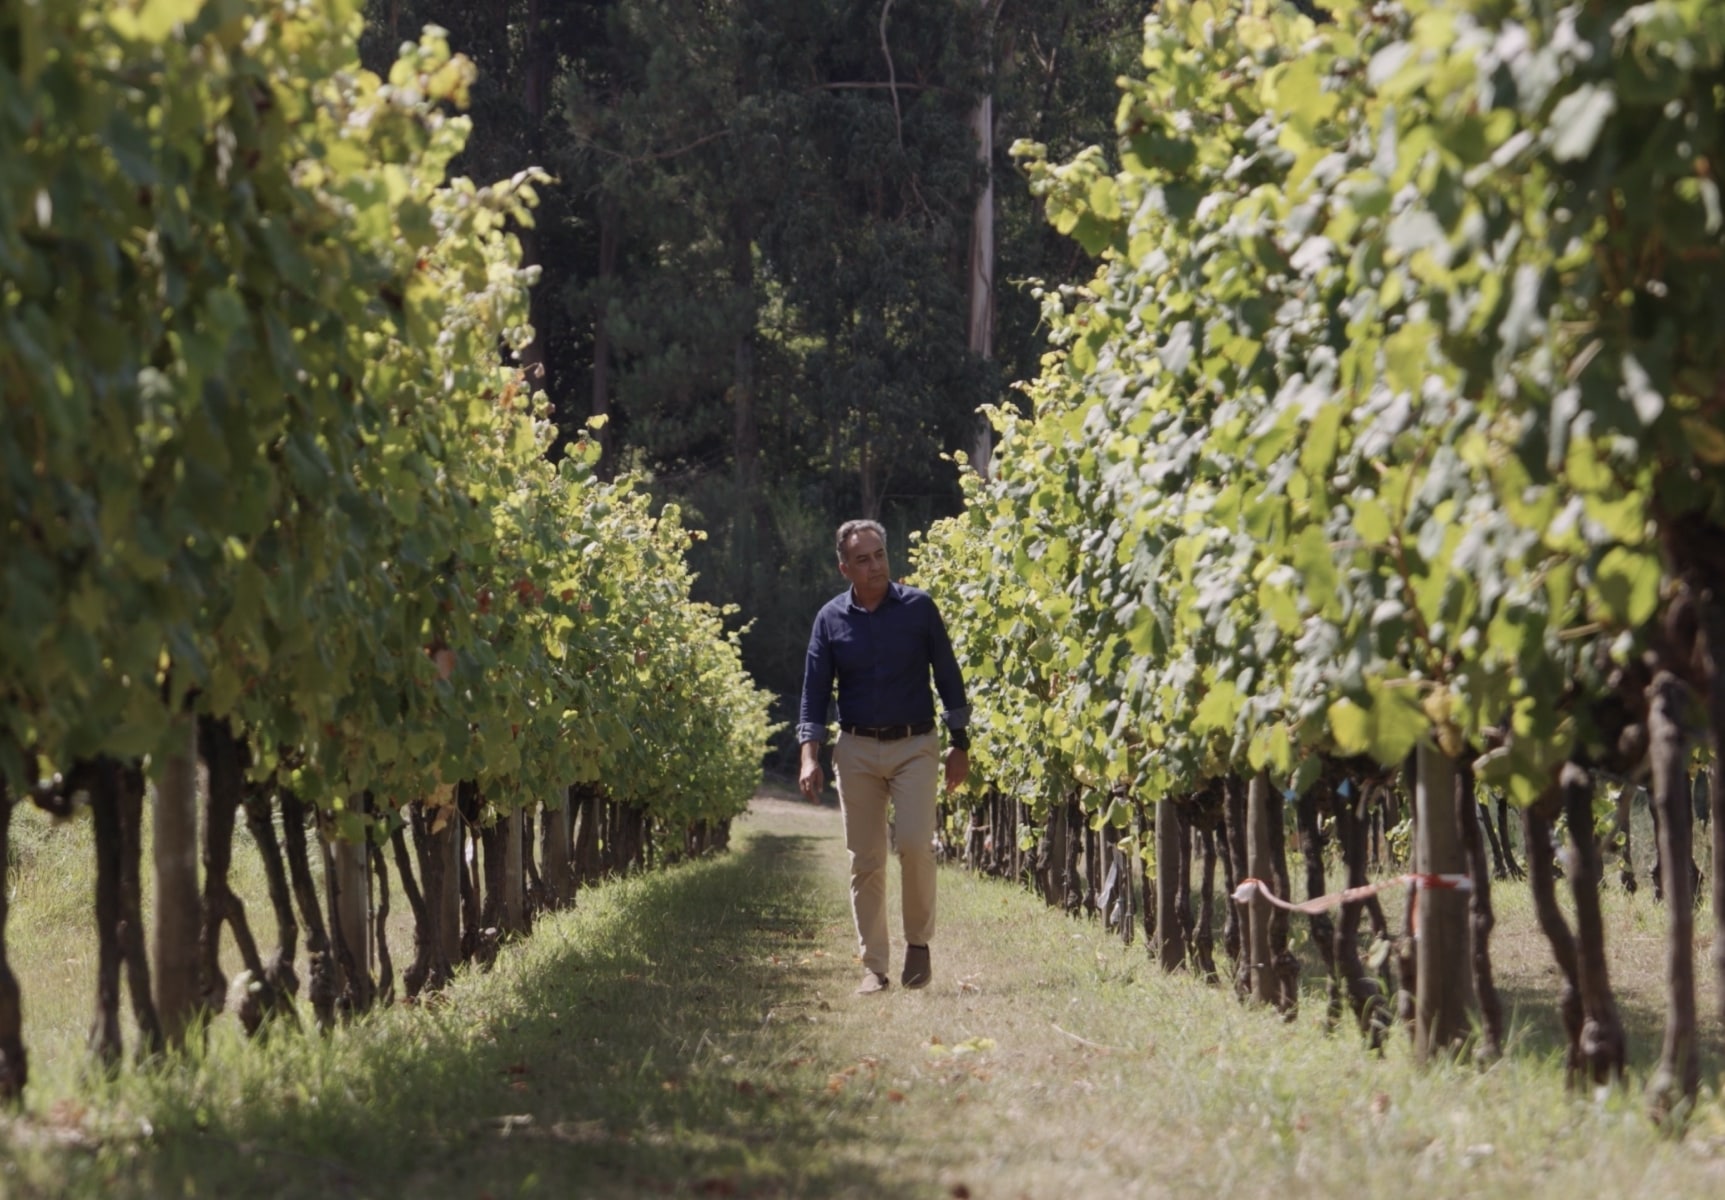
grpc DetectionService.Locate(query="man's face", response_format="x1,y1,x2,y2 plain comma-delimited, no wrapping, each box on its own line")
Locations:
838,529,890,602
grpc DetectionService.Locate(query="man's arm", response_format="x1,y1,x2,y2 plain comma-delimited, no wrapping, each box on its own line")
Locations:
928,600,971,793
927,600,970,735
797,610,834,800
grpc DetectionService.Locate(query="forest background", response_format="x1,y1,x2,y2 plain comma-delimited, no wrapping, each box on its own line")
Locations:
356,0,1151,760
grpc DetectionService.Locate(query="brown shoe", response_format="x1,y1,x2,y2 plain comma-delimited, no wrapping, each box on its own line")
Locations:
902,944,931,989
856,970,890,995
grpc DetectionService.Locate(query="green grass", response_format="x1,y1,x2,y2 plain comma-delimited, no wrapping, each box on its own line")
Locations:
1,792,1723,1198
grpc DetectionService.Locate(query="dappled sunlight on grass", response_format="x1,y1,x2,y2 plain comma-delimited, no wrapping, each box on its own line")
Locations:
3,794,1724,1198
3,811,885,1197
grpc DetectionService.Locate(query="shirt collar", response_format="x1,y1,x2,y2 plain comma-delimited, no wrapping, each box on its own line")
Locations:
846,580,903,612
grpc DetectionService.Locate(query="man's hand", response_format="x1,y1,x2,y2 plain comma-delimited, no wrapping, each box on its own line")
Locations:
943,747,969,794
798,742,825,801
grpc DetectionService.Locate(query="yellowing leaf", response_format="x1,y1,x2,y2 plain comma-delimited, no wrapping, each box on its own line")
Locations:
1593,546,1662,629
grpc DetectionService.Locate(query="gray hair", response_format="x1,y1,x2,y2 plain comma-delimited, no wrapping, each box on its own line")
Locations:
835,519,887,562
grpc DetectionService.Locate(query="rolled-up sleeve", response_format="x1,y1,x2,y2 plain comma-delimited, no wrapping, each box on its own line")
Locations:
797,610,835,744
929,602,969,729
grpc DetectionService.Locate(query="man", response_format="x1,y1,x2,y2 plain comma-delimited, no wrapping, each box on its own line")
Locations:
797,519,970,995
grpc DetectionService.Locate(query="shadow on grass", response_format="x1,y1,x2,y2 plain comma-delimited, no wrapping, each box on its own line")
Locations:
1144,886,1718,1083
1492,979,1720,1083
81,831,883,1200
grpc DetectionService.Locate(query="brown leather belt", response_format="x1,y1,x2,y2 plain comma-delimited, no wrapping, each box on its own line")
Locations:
840,721,935,741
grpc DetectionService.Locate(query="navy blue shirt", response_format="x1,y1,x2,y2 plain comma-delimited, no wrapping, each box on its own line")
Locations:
797,581,970,744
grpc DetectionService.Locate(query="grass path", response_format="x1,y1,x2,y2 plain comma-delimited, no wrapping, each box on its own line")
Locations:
4,792,1725,1197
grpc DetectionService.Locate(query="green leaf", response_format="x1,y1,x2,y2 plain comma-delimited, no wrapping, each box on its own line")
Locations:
1351,498,1392,547
1594,546,1661,628
1193,680,1242,734
1547,83,1616,163
1327,680,1426,767
1291,526,1338,617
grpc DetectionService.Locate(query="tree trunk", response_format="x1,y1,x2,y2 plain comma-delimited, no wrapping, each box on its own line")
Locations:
1245,770,1278,1007
542,796,574,909
280,786,336,1031
411,803,456,991
1495,795,1521,879
1220,775,1247,995
1558,762,1624,1083
502,807,527,936
1155,795,1185,970
1114,824,1135,947
1174,807,1194,949
964,2,996,477
1039,801,1066,908
152,715,203,1048
324,816,374,1018
1194,813,1218,982
198,717,275,1033
729,199,770,608
522,809,543,919
1696,587,1725,1026
0,785,26,1101
241,778,300,1005
1477,797,1509,880
572,784,600,886
1264,780,1299,1012
1062,796,1082,912
1645,670,1700,1121
1714,756,1725,1031
395,819,433,999
114,763,163,1054
370,838,394,1006
1139,803,1157,946
1413,742,1473,1062
458,780,483,960
1457,759,1504,1063
1331,790,1386,1047
478,808,506,962
1083,822,1099,917
591,196,619,471
1524,802,1585,1083
88,760,125,1066
516,0,550,387
1611,782,1638,892
441,812,463,968
965,800,986,872
1296,789,1335,974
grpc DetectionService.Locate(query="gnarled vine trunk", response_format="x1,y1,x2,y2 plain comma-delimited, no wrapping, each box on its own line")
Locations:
1244,770,1279,1009
1194,810,1219,982
1559,763,1624,1083
280,786,337,1031
241,777,300,1011
198,717,277,1033
153,715,203,1048
1646,670,1700,1120
1456,760,1503,1063
1154,794,1185,971
1695,587,1725,1027
1523,801,1585,1083
1221,774,1248,997
88,759,125,1066
1330,786,1386,1048
369,838,394,1006
1296,789,1335,975
541,795,574,909
325,816,374,1018
0,784,25,1101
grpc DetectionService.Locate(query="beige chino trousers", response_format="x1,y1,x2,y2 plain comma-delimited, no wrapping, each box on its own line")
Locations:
832,730,940,976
